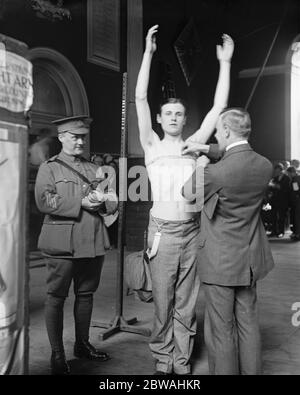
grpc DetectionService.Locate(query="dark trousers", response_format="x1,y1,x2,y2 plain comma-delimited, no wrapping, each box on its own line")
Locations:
295,200,300,235
45,256,104,352
290,198,300,235
271,203,288,235
203,283,261,375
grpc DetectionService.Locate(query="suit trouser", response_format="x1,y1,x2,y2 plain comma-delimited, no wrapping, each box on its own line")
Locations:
203,283,261,375
148,215,200,374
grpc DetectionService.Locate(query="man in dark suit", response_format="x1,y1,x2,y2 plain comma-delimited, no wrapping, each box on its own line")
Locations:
182,108,274,375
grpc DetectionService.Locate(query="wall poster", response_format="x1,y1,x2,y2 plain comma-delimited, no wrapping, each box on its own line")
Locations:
0,36,31,375
0,123,28,374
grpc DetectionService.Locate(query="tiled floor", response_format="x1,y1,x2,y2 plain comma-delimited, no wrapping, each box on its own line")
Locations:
28,237,300,375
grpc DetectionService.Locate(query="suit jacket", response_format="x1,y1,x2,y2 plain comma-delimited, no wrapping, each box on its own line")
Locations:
183,143,274,286
207,144,223,162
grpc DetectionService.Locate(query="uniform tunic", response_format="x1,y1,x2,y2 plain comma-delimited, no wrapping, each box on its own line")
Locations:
35,150,118,259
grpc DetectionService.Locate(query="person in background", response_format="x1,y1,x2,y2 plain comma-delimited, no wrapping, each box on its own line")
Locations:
29,128,60,166
291,159,300,174
282,160,291,175
35,115,118,375
268,163,291,238
103,153,114,165
287,166,300,241
91,154,104,167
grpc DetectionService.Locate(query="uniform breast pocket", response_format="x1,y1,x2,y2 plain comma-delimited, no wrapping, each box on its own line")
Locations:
55,177,79,197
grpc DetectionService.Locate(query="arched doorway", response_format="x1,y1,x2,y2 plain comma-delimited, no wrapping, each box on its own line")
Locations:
27,48,89,252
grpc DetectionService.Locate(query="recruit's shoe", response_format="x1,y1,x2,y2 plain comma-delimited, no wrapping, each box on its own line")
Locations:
50,351,70,375
74,341,110,361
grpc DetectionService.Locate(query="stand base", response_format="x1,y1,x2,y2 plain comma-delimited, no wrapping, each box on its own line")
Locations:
92,316,151,341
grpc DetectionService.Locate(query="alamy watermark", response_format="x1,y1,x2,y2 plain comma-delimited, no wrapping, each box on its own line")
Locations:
96,159,204,212
291,302,300,327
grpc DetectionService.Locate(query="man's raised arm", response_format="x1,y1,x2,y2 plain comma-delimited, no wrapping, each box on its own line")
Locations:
135,25,159,150
188,34,234,144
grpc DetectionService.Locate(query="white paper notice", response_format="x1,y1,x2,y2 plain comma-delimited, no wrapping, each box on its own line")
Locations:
0,50,33,112
292,182,299,191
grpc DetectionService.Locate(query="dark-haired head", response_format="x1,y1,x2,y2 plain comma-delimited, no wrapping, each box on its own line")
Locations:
287,166,297,175
273,162,284,177
158,97,187,115
274,162,284,171
156,98,187,137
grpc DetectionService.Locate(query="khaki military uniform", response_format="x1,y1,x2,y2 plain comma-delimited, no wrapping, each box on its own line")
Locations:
35,115,116,372
35,150,117,259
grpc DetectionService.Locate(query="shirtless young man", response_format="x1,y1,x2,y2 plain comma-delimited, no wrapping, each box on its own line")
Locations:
135,25,234,375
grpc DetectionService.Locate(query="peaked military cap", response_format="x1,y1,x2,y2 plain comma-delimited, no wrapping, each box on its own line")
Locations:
52,115,92,134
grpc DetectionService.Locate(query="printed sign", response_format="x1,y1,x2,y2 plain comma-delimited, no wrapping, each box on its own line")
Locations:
0,122,27,374
0,50,33,112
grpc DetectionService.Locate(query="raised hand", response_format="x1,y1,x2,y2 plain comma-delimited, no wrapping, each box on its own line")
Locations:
217,34,234,62
145,25,159,54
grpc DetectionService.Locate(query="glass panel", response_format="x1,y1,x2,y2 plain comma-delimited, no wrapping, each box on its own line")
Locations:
31,65,66,114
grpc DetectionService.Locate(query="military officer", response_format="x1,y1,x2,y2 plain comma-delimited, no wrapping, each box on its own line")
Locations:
35,115,118,375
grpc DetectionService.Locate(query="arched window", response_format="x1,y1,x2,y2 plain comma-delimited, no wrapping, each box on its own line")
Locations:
28,47,89,136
